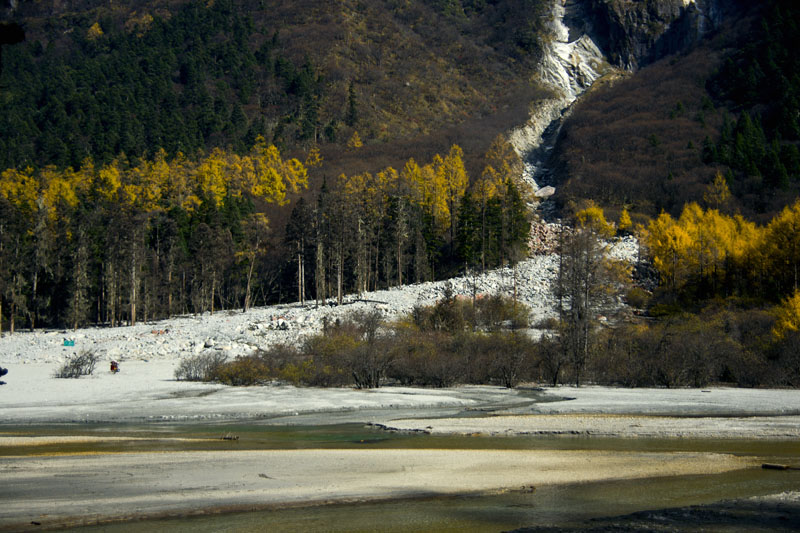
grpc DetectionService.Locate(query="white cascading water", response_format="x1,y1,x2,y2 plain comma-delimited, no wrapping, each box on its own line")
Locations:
509,0,611,197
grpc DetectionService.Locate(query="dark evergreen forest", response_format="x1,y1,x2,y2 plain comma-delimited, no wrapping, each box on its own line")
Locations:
0,0,325,169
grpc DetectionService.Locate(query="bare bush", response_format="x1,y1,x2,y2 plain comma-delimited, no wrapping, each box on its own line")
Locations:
485,332,536,388
174,352,228,381
387,330,465,387
212,356,272,386
54,350,99,378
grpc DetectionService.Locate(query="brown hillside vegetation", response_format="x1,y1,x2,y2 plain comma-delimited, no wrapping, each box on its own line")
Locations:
551,12,800,223
248,0,552,177
553,45,720,217
7,0,552,177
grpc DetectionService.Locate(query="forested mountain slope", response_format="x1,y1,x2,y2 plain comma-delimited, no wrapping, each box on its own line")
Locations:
550,0,800,222
1,0,798,337
1,0,555,329
0,0,552,174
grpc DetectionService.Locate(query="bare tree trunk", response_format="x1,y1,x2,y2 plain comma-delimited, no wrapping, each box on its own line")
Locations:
513,262,518,304
481,201,487,273
374,241,379,291
316,239,325,306
211,274,216,315
130,246,137,326
30,271,37,331
297,251,305,305
397,237,403,287
356,218,365,296
337,245,343,306
244,254,255,312
167,257,174,316
10,275,18,334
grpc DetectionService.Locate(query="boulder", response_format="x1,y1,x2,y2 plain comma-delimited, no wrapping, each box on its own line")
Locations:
535,186,555,198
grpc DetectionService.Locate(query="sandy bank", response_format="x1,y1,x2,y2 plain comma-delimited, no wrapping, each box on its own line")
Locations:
0,448,751,531
0,436,214,447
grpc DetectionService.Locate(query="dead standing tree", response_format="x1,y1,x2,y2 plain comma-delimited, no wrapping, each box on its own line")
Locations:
556,223,629,386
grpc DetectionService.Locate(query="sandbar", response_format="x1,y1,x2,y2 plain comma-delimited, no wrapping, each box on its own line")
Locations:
0,448,752,531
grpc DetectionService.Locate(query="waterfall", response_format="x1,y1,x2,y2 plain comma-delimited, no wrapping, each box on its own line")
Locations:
508,0,613,197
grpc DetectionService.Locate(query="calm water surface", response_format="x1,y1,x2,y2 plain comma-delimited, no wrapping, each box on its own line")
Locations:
3,423,799,532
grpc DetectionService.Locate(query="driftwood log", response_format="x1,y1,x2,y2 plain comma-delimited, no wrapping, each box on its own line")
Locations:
762,463,800,471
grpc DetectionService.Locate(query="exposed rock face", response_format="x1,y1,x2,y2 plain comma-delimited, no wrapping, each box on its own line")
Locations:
579,0,741,70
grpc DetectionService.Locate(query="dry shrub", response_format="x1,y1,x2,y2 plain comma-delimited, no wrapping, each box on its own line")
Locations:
388,330,465,387
212,356,273,386
174,352,228,381
54,350,100,378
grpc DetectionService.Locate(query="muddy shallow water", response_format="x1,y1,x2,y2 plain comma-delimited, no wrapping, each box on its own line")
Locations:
59,468,800,533
2,422,799,532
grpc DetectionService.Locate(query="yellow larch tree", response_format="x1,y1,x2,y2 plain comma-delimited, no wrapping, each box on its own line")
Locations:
91,160,123,204
427,156,450,236
0,167,38,215
703,171,732,211
39,165,79,223
87,22,104,40
681,205,740,289
645,211,693,292
347,130,363,150
305,145,323,168
618,208,632,234
773,289,800,339
762,199,800,293
248,137,308,204
401,158,423,200
480,134,524,200
440,144,468,245
575,203,615,238
125,157,164,212
194,148,228,208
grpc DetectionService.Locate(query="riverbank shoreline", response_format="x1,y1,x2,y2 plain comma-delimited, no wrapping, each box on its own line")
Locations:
2,363,799,531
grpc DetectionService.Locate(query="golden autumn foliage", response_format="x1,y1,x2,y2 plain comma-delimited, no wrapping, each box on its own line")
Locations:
703,171,732,211
761,200,800,293
0,168,38,214
38,166,80,222
346,131,363,150
618,208,632,233
575,204,615,238
0,139,307,218
397,145,468,239
87,22,104,40
403,156,448,234
440,145,468,236
477,135,524,202
305,146,323,168
647,212,693,290
644,202,764,294
92,160,123,203
773,289,800,339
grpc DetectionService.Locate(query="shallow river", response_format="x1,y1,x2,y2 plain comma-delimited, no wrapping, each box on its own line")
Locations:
4,422,799,532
